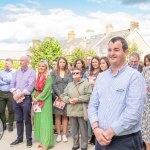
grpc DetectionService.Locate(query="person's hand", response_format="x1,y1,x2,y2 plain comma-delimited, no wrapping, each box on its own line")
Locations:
69,98,78,104
89,80,95,85
72,98,78,104
59,95,63,99
32,97,37,103
69,99,75,104
13,94,20,101
17,92,24,98
104,128,116,141
16,98,24,103
94,128,111,146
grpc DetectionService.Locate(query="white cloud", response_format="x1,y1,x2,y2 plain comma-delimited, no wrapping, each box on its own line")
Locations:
26,0,39,6
0,4,150,51
137,3,150,10
88,0,105,3
2,4,37,13
0,42,30,51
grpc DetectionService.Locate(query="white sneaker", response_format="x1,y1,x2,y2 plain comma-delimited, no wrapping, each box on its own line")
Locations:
56,135,61,142
62,135,68,142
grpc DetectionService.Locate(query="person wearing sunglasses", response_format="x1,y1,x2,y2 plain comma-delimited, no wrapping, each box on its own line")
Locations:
73,59,87,79
63,68,92,150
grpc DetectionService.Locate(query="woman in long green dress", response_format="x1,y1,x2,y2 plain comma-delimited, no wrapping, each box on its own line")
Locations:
32,60,54,150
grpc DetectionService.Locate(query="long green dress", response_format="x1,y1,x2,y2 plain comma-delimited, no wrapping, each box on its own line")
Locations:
32,76,54,148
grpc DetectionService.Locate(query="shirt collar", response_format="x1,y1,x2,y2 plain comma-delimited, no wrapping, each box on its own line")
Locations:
133,64,139,70
5,68,13,72
108,64,128,77
21,67,29,72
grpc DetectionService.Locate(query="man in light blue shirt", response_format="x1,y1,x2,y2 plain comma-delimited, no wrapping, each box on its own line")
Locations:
88,37,146,150
0,58,15,131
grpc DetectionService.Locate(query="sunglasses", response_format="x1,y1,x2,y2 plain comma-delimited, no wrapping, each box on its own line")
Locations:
73,72,80,75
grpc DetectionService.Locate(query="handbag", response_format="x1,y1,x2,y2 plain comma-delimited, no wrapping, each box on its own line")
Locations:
53,97,66,110
75,83,88,121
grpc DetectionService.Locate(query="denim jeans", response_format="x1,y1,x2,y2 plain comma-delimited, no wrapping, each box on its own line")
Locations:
95,131,143,150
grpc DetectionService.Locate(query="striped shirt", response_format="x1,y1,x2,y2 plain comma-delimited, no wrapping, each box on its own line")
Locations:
88,64,146,136
10,67,36,95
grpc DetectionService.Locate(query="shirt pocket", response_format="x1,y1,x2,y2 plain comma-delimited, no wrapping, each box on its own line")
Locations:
113,86,126,104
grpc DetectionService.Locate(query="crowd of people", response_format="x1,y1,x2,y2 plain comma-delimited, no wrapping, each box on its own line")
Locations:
0,36,149,150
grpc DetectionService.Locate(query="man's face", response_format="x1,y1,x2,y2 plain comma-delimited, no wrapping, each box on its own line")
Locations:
129,56,139,68
86,56,92,65
108,41,128,67
5,61,12,70
52,61,57,70
20,57,28,69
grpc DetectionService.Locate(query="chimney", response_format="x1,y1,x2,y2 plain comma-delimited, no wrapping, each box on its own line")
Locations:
130,21,139,31
86,29,94,39
105,24,113,34
32,40,41,48
68,30,75,41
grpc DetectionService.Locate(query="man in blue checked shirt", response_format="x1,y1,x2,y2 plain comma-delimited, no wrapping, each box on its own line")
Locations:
88,37,146,150
0,58,15,131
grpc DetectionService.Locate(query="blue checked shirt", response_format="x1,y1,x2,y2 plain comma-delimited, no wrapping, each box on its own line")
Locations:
88,64,146,136
0,69,15,92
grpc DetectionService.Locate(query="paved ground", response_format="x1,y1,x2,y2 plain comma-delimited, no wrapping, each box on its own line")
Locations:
0,129,95,150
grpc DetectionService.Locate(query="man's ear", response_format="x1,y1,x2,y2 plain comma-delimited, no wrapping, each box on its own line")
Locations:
124,49,129,57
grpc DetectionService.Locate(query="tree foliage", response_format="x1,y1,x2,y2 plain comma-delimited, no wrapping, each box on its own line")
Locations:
30,38,62,68
64,48,96,63
128,41,143,56
0,60,20,70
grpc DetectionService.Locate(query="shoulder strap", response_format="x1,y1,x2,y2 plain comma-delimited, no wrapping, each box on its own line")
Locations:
74,83,81,96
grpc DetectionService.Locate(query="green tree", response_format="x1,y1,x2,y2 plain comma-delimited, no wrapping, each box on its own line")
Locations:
0,60,4,70
64,48,96,63
0,60,19,70
30,38,62,68
128,41,143,56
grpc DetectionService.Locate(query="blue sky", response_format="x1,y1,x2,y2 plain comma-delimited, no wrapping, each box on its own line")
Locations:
1,0,150,14
0,0,150,50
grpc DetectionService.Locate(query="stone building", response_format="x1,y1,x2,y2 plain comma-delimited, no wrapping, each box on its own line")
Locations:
59,21,150,59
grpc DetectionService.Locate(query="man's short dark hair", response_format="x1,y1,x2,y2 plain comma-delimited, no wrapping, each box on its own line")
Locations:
109,37,128,52
5,58,13,64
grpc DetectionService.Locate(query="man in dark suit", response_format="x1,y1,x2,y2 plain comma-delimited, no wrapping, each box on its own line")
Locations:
129,52,143,73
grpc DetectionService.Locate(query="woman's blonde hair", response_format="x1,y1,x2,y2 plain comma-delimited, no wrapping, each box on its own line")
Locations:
38,59,49,76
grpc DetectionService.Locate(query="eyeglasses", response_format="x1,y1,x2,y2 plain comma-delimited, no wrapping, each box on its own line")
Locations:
73,72,80,75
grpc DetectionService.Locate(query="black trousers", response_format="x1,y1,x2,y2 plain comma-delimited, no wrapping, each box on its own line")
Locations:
0,91,14,128
13,96,32,141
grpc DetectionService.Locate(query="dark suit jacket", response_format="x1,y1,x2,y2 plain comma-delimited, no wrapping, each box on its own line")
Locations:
138,64,143,73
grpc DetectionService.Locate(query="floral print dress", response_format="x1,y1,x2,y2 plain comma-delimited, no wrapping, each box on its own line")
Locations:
142,66,150,143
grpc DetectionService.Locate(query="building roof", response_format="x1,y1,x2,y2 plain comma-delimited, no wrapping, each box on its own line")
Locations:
59,33,105,52
96,29,130,54
59,29,130,55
